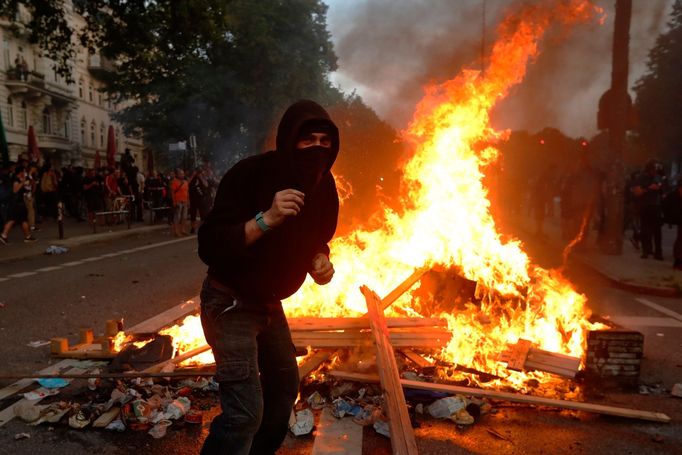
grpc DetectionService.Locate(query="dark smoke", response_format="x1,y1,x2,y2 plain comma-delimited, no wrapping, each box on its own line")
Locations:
326,0,673,137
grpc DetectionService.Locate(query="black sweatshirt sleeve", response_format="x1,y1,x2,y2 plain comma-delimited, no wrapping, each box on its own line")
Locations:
316,174,339,258
197,161,253,267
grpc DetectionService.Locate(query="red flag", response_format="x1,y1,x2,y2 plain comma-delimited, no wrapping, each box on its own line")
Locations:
106,125,116,167
94,149,101,169
27,125,40,163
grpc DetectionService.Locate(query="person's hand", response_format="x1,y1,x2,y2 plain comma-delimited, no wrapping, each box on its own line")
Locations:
310,253,334,285
263,189,305,228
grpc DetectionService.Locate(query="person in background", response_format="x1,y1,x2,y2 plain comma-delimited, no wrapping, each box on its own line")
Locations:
0,166,37,244
170,168,189,236
83,168,103,225
135,166,145,222
189,167,212,234
633,159,664,260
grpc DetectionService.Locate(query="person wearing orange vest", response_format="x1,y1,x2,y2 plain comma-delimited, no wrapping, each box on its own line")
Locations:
170,168,189,236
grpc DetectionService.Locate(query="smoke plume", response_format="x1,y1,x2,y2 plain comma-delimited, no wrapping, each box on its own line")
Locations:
327,0,673,138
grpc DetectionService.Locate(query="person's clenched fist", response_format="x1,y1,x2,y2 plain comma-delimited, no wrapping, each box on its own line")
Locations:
310,253,334,285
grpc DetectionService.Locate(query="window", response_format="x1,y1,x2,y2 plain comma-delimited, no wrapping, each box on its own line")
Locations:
98,93,103,106
100,123,105,147
88,84,93,102
7,98,13,128
90,121,96,145
64,114,70,138
80,118,86,145
41,107,51,134
3,39,9,70
78,78,84,98
19,101,26,129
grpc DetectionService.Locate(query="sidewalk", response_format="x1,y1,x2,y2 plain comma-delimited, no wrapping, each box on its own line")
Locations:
517,214,682,298
0,215,171,264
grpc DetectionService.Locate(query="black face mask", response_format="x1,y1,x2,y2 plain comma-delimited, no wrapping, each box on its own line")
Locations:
292,146,331,194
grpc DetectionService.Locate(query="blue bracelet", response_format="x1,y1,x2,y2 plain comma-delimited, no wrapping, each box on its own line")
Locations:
255,211,270,232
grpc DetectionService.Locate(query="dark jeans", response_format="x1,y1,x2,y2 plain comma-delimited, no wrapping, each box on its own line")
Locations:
640,205,662,257
199,278,299,455
674,224,682,265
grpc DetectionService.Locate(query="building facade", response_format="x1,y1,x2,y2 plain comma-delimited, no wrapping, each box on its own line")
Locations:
0,4,145,171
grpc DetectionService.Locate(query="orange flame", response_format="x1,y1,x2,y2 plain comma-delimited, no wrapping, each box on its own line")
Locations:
127,1,607,386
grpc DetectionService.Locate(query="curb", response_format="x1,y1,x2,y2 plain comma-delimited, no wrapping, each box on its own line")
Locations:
0,224,170,264
514,222,681,299
572,255,682,299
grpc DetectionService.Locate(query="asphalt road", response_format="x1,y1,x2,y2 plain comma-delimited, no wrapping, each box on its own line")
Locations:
0,228,680,454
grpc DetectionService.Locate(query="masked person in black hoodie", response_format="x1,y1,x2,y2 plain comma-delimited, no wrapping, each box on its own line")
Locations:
197,100,339,454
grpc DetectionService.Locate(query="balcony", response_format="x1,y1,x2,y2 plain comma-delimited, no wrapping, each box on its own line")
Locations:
36,132,74,151
88,54,115,77
5,67,76,103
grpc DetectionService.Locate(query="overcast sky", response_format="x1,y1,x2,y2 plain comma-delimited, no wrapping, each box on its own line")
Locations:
324,0,674,138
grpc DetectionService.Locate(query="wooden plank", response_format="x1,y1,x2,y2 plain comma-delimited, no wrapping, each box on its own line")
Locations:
291,330,450,349
0,359,78,401
92,407,120,428
311,407,363,455
399,349,433,368
0,367,88,427
506,339,532,371
362,285,419,455
499,344,581,378
143,345,213,373
126,297,200,335
330,371,671,424
298,350,334,380
288,317,446,332
379,267,428,311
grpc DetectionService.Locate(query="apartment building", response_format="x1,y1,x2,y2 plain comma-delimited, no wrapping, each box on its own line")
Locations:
0,4,145,171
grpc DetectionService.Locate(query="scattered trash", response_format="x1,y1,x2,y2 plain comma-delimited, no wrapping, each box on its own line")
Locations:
638,385,650,395
14,433,31,440
36,378,69,389
306,391,325,410
165,397,191,420
105,419,126,432
671,383,682,398
427,395,468,419
68,409,92,429
23,389,59,400
45,245,69,255
14,401,44,423
486,427,511,442
184,409,203,425
0,302,5,309
289,408,314,436
148,420,172,439
27,340,50,348
373,419,391,438
450,408,475,425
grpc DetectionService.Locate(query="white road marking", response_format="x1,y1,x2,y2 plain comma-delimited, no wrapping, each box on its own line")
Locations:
7,272,37,278
608,316,682,328
0,236,194,282
35,266,62,272
635,297,682,323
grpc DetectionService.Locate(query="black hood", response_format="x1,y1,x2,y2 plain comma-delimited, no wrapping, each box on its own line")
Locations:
275,100,339,174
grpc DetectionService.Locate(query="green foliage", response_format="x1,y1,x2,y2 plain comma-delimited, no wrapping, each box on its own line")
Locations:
634,0,682,162
1,0,340,167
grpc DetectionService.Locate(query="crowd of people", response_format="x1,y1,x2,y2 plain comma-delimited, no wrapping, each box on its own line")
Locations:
0,150,218,245
522,156,682,270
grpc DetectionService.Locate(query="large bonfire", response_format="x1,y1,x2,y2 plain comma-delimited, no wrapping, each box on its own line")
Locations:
137,0,607,387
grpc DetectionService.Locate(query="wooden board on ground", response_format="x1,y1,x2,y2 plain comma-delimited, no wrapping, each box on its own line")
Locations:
399,349,433,368
362,285,419,455
288,317,446,332
0,366,88,427
330,371,671,424
311,407,363,455
92,406,120,428
0,359,78,401
291,329,451,349
126,297,200,335
499,340,581,378
298,350,335,380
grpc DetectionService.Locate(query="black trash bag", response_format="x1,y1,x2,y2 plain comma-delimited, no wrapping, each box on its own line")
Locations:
109,335,174,372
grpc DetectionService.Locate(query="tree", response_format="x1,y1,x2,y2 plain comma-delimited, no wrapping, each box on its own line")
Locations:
1,1,339,167
634,0,682,164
